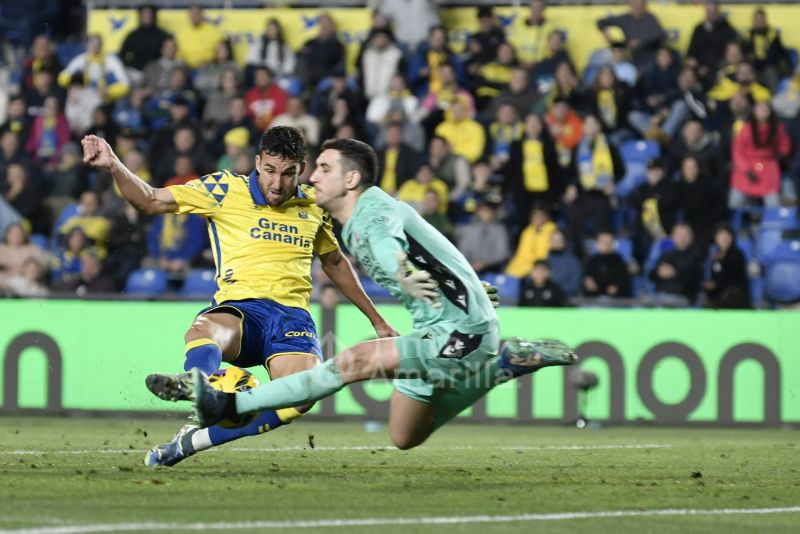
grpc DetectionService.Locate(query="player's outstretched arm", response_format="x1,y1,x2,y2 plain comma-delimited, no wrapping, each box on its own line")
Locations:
319,248,399,338
81,134,177,215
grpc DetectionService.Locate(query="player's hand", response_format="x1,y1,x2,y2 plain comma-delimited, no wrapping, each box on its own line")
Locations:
373,320,400,338
396,253,441,308
482,281,500,308
81,134,117,171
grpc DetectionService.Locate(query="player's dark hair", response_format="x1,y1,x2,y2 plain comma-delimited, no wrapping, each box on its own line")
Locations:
258,126,307,163
321,138,378,189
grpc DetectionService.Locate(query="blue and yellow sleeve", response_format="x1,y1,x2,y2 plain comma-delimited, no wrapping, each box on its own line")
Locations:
167,172,231,216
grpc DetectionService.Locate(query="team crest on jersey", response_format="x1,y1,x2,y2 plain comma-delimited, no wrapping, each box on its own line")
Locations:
299,210,308,220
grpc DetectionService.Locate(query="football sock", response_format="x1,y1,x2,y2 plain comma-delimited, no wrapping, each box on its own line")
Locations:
184,338,222,375
431,357,513,431
235,358,344,414
192,408,304,452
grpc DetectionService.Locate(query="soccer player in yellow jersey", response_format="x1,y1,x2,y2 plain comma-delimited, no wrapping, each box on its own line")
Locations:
81,127,398,467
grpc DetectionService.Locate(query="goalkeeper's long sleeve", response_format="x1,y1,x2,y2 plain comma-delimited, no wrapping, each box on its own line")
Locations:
235,359,344,414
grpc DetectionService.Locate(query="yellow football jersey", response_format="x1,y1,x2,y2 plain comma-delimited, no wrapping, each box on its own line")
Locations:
167,170,339,310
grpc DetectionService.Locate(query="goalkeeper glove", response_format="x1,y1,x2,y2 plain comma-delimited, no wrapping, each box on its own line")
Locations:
396,253,441,307
482,281,500,308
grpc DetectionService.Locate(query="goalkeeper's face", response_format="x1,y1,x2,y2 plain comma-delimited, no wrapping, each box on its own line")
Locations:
255,152,303,206
310,149,351,211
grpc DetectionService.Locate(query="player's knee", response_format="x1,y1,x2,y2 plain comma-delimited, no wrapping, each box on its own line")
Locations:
335,347,377,382
184,317,212,344
390,430,426,451
295,402,315,414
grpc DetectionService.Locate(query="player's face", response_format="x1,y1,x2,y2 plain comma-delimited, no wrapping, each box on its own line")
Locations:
310,149,349,210
255,153,303,206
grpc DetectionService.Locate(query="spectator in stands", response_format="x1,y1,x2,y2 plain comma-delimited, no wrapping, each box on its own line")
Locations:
506,113,562,222
43,142,87,223
58,34,129,103
52,251,117,295
216,127,249,171
686,0,741,86
473,42,519,111
631,159,678,258
397,163,448,213
144,67,199,132
299,13,345,89
434,99,486,164
320,98,364,144
451,161,503,223
408,25,462,98
708,62,771,108
360,28,405,101
703,223,751,309
366,73,420,132
743,7,790,92
84,106,120,154
0,222,47,280
119,5,170,76
271,97,320,148
530,30,573,92
141,37,183,95
2,96,32,142
26,96,70,168
147,212,208,276
419,63,474,138
105,204,147,289
377,0,441,52
455,200,510,275
468,6,506,67
26,70,63,116
518,260,567,307
0,130,34,180
677,156,721,247
428,136,471,202
565,114,625,249
675,66,709,124
0,256,49,298
2,164,42,231
485,67,538,123
729,101,790,208
629,46,688,142
583,231,632,298
164,154,199,188
58,190,110,255
202,67,243,129
420,189,453,241
53,226,91,285
772,66,800,120
488,103,523,171
590,64,633,145
314,69,365,129
505,205,557,278
22,35,61,94
667,119,724,183
155,125,210,186
544,96,583,169
212,96,258,157
246,66,289,132
176,5,222,70
376,121,421,195
246,18,296,84
596,0,667,68
64,75,103,136
193,40,240,99
512,0,555,67
649,222,703,302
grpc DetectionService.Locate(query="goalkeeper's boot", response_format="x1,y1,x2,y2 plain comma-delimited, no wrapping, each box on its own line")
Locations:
143,424,198,468
498,337,578,377
189,367,236,428
145,372,193,401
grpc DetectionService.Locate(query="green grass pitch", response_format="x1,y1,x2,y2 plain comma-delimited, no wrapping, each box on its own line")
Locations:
0,416,798,533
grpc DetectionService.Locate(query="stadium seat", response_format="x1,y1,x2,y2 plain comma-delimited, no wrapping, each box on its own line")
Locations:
764,262,800,303
640,238,675,294
28,233,49,251
761,206,799,230
616,140,661,199
756,229,800,266
124,269,168,296
179,269,217,298
480,273,520,304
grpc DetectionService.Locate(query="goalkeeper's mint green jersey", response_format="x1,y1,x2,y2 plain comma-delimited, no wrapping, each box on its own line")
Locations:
342,187,497,333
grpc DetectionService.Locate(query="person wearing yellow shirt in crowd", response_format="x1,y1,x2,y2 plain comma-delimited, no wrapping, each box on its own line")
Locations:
419,63,474,140
434,99,486,164
176,5,223,69
709,62,771,106
488,103,524,172
744,7,791,92
505,205,557,278
475,42,518,109
509,0,556,67
376,122,422,195
58,190,111,257
397,163,449,214
57,35,130,103
408,25,462,98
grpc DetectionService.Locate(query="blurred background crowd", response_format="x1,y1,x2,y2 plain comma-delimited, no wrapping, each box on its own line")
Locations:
1,0,799,308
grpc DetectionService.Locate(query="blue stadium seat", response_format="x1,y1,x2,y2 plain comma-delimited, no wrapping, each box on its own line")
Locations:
359,277,392,300
180,269,216,298
761,206,799,230
124,269,168,296
756,229,800,266
616,140,661,199
764,262,800,303
28,233,49,251
480,273,521,304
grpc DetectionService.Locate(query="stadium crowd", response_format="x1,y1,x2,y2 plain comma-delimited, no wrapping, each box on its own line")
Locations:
0,0,799,308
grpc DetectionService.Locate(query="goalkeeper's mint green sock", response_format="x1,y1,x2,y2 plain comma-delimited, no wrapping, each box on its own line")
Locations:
431,358,513,431
235,359,344,414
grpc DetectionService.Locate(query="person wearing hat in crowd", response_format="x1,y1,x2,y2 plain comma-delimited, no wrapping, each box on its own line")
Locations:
518,259,567,307
217,127,250,171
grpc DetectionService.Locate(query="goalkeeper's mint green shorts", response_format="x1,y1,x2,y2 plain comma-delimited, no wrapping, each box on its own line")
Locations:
392,321,500,404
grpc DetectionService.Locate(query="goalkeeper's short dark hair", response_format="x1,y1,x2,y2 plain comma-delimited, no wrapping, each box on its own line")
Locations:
321,138,378,189
258,126,307,163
